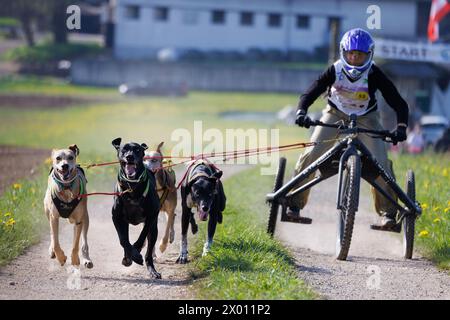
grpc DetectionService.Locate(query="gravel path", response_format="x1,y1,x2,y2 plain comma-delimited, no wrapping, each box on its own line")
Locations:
0,164,248,300
276,175,449,300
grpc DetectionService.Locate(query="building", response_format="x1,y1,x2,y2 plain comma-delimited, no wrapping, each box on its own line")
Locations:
113,0,423,59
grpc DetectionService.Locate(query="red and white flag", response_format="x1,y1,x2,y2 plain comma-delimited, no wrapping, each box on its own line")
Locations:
428,0,450,42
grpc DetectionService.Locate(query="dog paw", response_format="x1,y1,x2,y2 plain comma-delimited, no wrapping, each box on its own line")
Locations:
131,251,144,266
176,254,189,264
57,255,67,266
122,257,132,267
147,267,161,279
71,255,80,266
159,242,168,253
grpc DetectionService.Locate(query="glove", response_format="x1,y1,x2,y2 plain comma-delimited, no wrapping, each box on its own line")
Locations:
390,125,407,144
295,110,312,128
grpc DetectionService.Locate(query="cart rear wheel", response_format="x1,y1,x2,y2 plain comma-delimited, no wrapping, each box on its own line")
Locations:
336,155,360,261
403,170,416,259
267,157,286,237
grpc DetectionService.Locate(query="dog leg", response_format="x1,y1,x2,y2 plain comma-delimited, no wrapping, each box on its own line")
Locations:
169,212,176,244
176,207,191,264
159,210,174,253
50,216,67,266
45,207,56,259
71,222,82,266
202,213,218,257
112,213,143,266
190,212,198,234
81,214,93,269
145,216,161,279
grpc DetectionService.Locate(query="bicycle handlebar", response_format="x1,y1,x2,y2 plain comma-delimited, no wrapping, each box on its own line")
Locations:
308,120,398,144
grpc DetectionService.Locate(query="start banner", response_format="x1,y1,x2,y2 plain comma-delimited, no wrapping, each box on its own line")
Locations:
374,38,450,64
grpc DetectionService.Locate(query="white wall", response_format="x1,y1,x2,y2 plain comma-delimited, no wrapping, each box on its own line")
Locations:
114,0,419,59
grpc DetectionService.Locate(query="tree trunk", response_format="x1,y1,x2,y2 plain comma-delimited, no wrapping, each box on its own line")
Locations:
52,1,68,44
20,13,35,47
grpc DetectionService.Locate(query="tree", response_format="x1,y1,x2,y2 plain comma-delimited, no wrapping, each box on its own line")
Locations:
51,0,72,44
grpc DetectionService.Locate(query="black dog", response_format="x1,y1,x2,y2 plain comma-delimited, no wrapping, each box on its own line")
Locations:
176,160,226,264
111,138,161,278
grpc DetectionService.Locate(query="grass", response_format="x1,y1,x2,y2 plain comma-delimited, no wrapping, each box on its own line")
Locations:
0,168,48,265
191,166,317,299
392,152,450,270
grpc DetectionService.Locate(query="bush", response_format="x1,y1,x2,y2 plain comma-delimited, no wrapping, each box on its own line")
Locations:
4,42,104,64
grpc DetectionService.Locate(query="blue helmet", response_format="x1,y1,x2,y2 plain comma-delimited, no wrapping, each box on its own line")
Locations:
339,28,374,79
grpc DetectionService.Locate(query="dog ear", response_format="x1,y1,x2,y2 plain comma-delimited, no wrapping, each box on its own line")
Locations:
112,138,122,151
157,142,164,153
212,170,223,180
68,144,79,156
141,143,148,151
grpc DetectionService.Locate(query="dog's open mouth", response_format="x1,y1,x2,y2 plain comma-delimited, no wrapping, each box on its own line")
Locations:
122,162,137,178
57,168,72,181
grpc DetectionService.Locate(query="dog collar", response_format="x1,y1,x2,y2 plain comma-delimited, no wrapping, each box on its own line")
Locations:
117,169,151,198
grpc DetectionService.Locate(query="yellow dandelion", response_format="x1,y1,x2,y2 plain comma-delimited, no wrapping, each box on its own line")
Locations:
443,168,449,177
4,212,11,217
433,206,441,212
13,183,22,190
5,218,15,227
433,218,441,223
445,207,450,214
421,203,428,210
44,157,52,165
418,230,429,237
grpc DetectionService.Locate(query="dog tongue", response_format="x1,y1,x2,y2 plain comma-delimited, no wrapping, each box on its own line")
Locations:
125,164,136,177
198,210,208,221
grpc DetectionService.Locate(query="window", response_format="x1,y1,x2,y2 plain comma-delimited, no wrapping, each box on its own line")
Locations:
154,6,169,21
296,15,310,29
211,10,226,24
268,13,281,27
124,5,140,20
240,11,254,26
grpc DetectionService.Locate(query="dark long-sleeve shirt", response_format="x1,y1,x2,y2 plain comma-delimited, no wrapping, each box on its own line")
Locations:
298,64,409,126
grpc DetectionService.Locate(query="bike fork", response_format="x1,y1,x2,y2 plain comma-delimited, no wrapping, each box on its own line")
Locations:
336,148,360,211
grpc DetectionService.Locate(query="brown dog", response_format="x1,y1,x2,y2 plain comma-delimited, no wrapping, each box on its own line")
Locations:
43,145,93,268
144,142,177,253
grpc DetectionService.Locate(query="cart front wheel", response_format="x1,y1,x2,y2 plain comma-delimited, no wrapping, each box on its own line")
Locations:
336,154,361,261
267,157,287,237
403,170,416,259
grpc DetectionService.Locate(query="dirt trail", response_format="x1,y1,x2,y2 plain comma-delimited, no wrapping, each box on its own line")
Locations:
276,175,449,300
0,164,248,300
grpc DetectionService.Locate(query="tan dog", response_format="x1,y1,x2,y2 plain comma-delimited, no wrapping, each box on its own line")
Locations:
144,142,177,253
44,145,93,268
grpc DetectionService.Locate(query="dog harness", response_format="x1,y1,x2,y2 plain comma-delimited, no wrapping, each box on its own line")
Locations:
155,168,176,206
187,160,216,183
117,168,151,199
50,167,87,219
